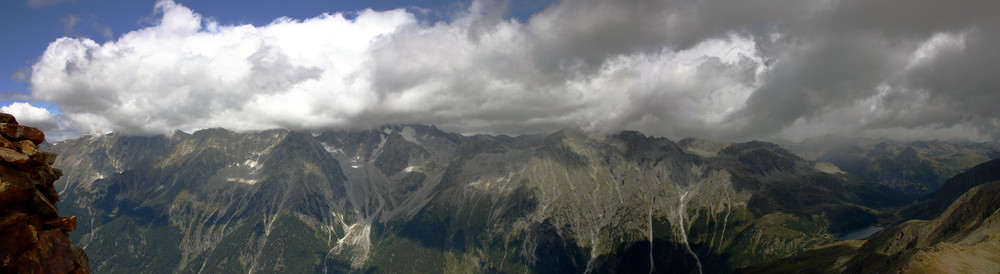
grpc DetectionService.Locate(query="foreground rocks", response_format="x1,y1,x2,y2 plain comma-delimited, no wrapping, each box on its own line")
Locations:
0,113,89,273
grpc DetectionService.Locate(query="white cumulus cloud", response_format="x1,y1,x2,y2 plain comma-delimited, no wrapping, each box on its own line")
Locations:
2,102,53,125
0,102,76,141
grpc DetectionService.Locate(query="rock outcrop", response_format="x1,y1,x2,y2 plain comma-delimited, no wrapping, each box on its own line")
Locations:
0,113,89,273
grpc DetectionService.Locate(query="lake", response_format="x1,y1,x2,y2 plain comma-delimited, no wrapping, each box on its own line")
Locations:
837,226,884,240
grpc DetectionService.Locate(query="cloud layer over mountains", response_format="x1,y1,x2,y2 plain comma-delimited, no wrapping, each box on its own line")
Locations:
19,0,1000,141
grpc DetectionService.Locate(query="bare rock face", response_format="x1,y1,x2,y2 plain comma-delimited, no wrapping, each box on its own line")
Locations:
0,113,89,273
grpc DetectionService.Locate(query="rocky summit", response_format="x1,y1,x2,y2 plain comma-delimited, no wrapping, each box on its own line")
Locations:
0,113,89,273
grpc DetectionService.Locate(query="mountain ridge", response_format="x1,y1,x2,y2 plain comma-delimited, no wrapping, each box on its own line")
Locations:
43,124,977,273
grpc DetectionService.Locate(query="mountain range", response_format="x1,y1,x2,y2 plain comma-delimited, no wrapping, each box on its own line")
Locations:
41,125,997,273
781,135,998,198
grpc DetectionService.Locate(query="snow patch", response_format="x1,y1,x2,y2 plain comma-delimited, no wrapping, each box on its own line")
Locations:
321,142,342,154
225,158,264,185
400,126,418,143
815,162,846,174
403,166,422,173
467,174,511,190
227,178,259,185
228,159,262,172
243,159,260,169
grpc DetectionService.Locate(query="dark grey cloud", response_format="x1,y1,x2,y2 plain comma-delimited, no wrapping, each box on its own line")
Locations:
734,33,908,136
727,0,1000,140
878,26,1000,137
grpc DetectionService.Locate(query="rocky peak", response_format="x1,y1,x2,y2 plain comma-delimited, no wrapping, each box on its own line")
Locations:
0,113,89,273
719,141,803,176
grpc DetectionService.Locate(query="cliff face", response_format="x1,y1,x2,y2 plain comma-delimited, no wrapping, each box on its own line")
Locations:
0,113,89,273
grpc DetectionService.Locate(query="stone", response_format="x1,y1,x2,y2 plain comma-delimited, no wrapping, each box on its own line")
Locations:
72,246,90,274
0,166,34,207
44,216,77,232
43,187,61,203
18,140,44,165
28,190,60,220
0,113,17,125
43,152,57,166
34,168,57,187
0,137,15,150
0,213,37,267
0,147,30,170
10,229,76,274
34,168,61,201
0,124,45,145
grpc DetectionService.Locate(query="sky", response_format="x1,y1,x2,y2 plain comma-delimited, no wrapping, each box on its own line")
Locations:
1,0,998,143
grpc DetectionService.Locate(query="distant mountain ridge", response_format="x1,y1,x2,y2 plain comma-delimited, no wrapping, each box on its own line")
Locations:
45,125,936,273
781,136,998,197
